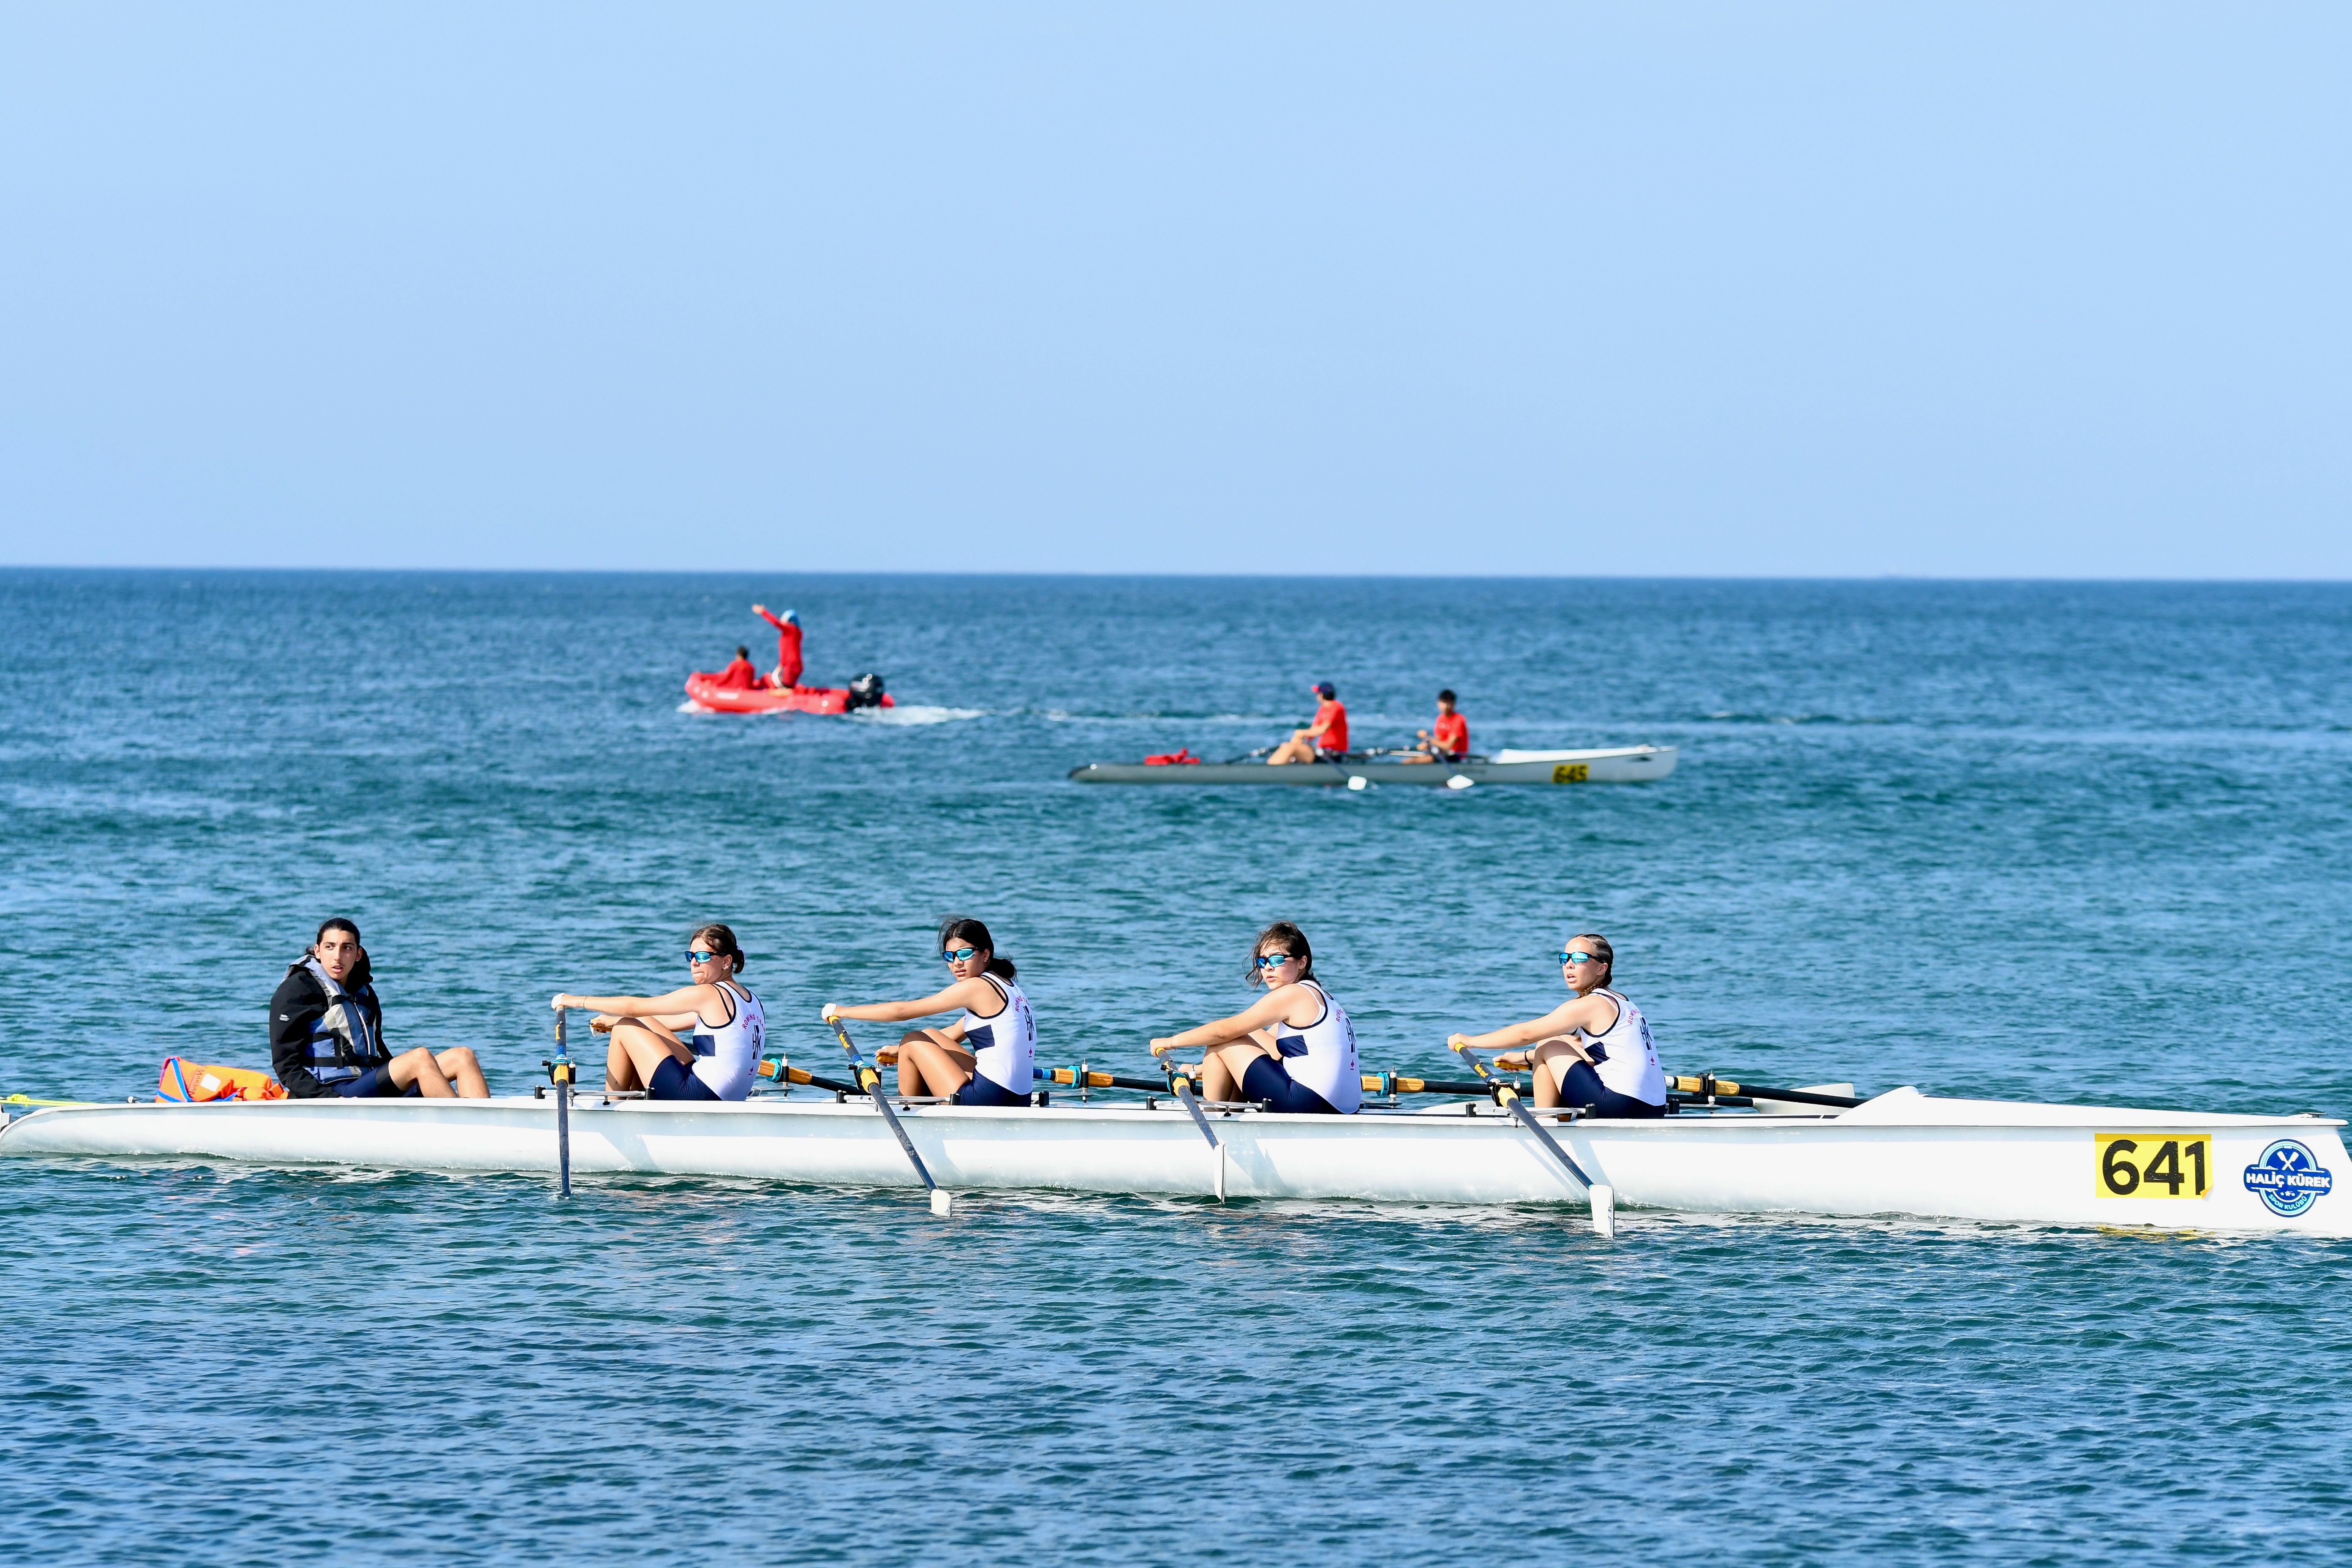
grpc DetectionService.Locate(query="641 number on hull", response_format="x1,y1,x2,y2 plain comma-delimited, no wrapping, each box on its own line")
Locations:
2095,1133,2212,1199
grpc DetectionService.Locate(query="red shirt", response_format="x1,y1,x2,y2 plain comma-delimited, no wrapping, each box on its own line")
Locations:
755,609,804,688
1312,699,1348,754
1432,711,1468,754
716,656,759,690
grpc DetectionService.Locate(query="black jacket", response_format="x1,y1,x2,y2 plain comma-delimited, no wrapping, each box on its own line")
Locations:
270,953,390,1099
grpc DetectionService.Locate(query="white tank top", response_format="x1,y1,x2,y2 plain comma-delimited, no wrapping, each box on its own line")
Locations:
957,975,1036,1095
1574,988,1666,1105
1272,980,1361,1113
687,980,765,1101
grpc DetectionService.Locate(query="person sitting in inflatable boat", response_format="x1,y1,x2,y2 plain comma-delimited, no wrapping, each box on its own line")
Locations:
270,918,490,1099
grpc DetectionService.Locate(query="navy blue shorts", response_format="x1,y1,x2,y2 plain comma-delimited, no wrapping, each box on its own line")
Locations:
1242,1055,1340,1115
1553,1060,1667,1119
952,1073,1029,1107
335,1064,420,1099
648,1056,721,1102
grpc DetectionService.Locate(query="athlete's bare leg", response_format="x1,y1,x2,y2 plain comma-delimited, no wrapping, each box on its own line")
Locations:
604,1019,694,1092
432,1046,489,1098
1525,1037,1594,1108
1266,731,1318,766
895,1029,977,1097
385,1047,459,1098
1201,1032,1280,1101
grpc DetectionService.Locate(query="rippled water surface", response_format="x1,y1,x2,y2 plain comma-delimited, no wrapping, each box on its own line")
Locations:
3,571,2350,1565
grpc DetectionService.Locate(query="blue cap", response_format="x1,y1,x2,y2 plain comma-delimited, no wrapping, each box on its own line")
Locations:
1312,681,1335,698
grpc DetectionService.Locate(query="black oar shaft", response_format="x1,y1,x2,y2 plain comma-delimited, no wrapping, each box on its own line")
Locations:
1363,1073,1494,1096
758,1058,864,1097
828,1019,940,1195
1667,1074,1862,1109
1451,1045,1596,1191
1171,1075,1220,1150
1039,1067,1168,1094
550,1009,575,1199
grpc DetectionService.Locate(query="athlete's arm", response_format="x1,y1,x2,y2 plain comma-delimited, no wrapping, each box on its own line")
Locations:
1151,982,1316,1055
553,983,717,1018
1448,994,1606,1056
826,977,996,1025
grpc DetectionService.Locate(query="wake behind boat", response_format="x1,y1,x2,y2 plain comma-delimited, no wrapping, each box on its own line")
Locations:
1070,744,1678,786
4,1073,2340,1237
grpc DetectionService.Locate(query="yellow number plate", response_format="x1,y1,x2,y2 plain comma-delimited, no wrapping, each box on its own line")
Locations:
1551,763,1589,784
2095,1133,2213,1199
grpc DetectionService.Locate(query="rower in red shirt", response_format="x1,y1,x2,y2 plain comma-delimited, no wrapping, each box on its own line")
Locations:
752,604,803,689
1408,689,1470,762
715,645,760,690
1269,681,1349,765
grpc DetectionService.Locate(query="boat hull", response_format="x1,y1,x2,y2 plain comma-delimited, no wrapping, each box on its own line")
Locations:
1070,745,1678,786
4,1090,2343,1236
683,675,892,715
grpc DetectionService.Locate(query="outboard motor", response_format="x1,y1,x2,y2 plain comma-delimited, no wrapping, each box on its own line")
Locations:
845,672,887,710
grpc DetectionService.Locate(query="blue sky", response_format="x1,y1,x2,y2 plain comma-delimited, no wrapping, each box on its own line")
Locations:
2,3,2345,576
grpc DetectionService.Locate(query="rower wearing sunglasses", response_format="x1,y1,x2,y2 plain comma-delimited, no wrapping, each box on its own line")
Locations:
1446,933,1666,1117
550,923,766,1102
1150,922,1361,1113
823,916,1037,1107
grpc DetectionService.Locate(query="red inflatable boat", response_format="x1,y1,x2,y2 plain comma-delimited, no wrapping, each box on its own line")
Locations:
683,672,892,715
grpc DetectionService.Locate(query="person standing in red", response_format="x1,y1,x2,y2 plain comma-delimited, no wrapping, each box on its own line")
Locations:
715,645,760,690
752,604,803,689
1408,689,1470,762
1269,681,1349,765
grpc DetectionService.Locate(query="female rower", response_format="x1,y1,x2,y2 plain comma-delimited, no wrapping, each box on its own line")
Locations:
1150,922,1360,1114
550,923,766,1102
822,917,1036,1106
1446,933,1666,1117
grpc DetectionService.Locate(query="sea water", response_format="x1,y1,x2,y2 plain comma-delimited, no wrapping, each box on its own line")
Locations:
1,572,2348,1565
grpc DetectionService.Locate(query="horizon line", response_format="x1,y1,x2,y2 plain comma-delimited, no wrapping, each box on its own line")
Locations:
5,564,2351,586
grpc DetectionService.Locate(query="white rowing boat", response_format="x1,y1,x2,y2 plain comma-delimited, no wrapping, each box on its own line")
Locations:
1068,744,1677,787
3,1086,2341,1236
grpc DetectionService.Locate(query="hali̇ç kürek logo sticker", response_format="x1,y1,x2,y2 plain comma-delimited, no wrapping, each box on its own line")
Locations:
2242,1139,2336,1218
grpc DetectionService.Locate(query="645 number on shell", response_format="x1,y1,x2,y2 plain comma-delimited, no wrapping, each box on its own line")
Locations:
2094,1133,2212,1199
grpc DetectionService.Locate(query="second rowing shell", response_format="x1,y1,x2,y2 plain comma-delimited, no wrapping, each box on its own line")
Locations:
1069,744,1678,786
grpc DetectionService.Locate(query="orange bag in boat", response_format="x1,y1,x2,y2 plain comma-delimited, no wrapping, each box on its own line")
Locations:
157,1059,288,1103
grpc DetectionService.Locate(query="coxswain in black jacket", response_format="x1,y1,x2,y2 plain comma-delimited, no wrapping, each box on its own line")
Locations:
270,950,392,1098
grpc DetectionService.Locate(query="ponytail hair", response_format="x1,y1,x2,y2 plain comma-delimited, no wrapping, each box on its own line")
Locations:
938,915,1014,980
689,923,747,975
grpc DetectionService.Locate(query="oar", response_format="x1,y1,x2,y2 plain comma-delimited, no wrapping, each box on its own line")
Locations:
1361,1073,1497,1097
546,1007,577,1199
1450,1043,1616,1239
1666,1074,1863,1109
825,1015,951,1215
1146,1045,1228,1200
757,1057,865,1096
1037,1066,1169,1094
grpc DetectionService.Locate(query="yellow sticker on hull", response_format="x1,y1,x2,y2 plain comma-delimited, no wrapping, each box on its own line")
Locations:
1551,763,1589,784
2095,1133,2213,1198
